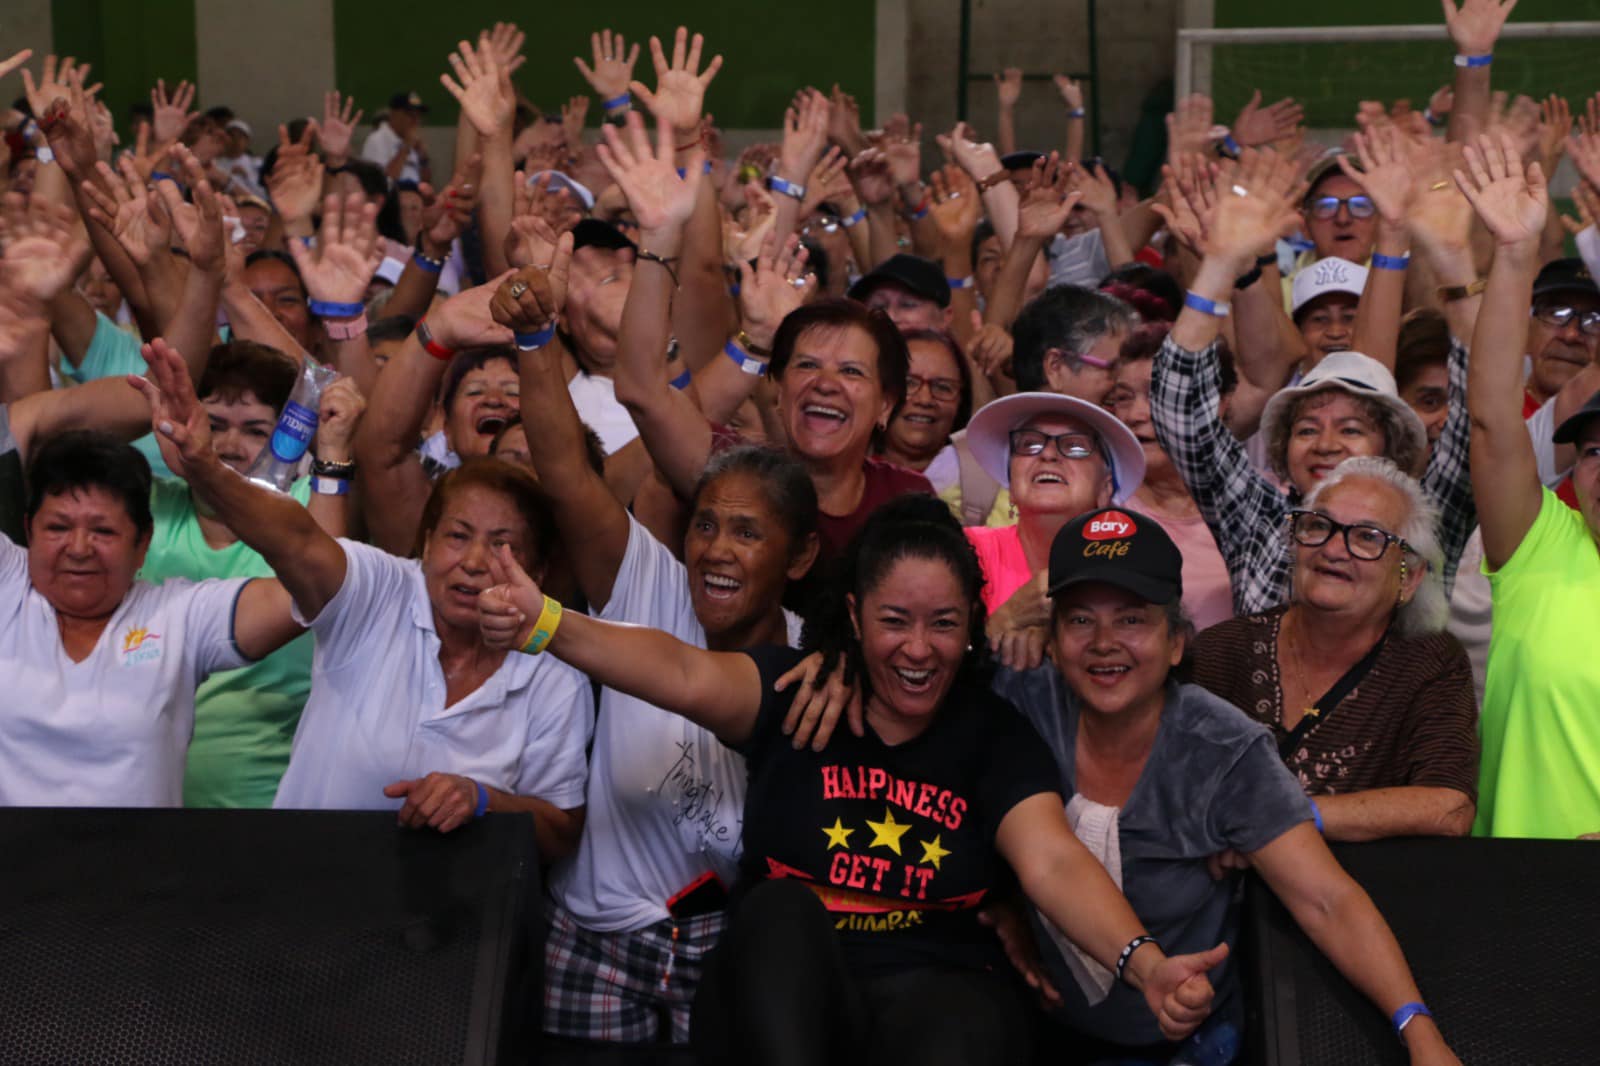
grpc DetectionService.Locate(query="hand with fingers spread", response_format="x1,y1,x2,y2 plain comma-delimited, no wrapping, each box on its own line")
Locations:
882,123,925,190
265,124,325,229
848,147,897,209
316,376,367,461
928,165,982,251
151,78,198,145
1338,124,1418,227
40,96,101,180
1537,94,1571,168
828,84,866,155
775,651,865,751
1069,160,1120,219
1404,138,1473,254
81,156,172,266
383,772,484,833
737,231,815,350
127,336,215,479
1232,90,1304,149
632,26,723,137
159,144,227,274
0,199,90,303
561,95,590,157
779,88,832,187
1568,127,1600,192
595,111,704,244
1453,131,1546,248
442,35,516,139
490,231,575,336
289,192,386,306
1167,94,1217,165
319,91,364,164
418,159,481,260
574,29,641,106
1017,154,1082,242
995,67,1023,110
724,182,776,265
507,174,578,270
1560,180,1600,237
1441,0,1518,57
1054,75,1084,113
483,21,527,75
479,543,547,651
21,54,97,119
1199,148,1303,273
800,146,850,218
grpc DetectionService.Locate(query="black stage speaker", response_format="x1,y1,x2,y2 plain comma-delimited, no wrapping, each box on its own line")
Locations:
1242,837,1600,1065
0,808,540,1066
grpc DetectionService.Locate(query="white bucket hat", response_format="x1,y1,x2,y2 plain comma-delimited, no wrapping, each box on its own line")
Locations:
1259,351,1429,478
965,392,1146,504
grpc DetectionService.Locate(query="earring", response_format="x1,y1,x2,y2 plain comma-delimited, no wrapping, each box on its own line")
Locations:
1008,499,1017,521
1395,557,1408,607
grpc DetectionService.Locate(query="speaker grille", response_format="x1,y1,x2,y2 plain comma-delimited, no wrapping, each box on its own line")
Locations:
0,809,533,1066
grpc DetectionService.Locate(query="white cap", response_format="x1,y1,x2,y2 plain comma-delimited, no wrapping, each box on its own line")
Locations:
1291,256,1368,314
527,170,595,212
225,119,253,138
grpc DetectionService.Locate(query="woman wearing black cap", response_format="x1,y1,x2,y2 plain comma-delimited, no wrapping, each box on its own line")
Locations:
478,495,1228,1064
994,506,1461,1065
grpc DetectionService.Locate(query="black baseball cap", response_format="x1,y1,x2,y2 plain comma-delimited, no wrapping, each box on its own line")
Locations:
388,91,429,113
571,218,637,254
1001,150,1044,171
847,253,950,308
1047,507,1183,606
1532,258,1599,301
1553,389,1600,445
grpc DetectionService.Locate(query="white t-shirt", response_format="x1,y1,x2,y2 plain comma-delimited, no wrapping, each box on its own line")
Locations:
549,515,801,932
567,371,640,457
0,535,248,806
272,540,593,811
360,122,421,184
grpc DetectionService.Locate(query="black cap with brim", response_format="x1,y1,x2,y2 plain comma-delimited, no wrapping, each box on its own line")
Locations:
1553,389,1600,445
1001,150,1044,171
1047,508,1183,605
388,91,429,114
1533,257,1599,301
572,218,637,253
847,253,950,308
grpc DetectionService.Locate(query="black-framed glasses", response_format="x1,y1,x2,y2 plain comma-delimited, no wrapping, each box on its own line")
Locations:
1533,305,1600,337
1009,428,1100,461
1307,195,1376,220
907,374,962,402
1287,509,1412,561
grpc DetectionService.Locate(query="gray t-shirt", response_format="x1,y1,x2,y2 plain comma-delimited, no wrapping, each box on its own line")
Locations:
992,667,1311,1047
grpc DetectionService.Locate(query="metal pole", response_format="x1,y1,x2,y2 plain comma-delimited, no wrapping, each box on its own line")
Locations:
958,0,972,122
1087,0,1101,157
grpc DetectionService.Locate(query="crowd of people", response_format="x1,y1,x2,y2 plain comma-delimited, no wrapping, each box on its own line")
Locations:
1,0,1596,1059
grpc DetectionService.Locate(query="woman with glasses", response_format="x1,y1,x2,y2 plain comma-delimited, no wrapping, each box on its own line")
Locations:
958,392,1146,668
875,330,975,510
1187,456,1479,842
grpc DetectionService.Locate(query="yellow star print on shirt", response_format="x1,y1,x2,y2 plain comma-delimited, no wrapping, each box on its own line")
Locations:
865,808,912,856
822,818,854,850
918,835,951,871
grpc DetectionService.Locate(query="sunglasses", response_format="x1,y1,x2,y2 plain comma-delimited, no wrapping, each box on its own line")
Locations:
1307,195,1376,221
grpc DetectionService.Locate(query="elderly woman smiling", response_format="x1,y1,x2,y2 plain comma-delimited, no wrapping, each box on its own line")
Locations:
1189,456,1479,842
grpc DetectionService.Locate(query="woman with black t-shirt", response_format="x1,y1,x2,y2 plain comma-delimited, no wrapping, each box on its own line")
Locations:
478,495,1227,1064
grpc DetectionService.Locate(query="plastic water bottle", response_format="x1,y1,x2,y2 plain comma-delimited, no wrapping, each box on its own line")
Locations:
245,361,339,492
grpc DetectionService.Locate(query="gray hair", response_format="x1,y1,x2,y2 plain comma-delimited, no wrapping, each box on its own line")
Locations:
1300,456,1447,636
1267,389,1428,484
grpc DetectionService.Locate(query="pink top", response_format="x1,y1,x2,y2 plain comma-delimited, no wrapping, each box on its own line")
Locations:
1143,506,1235,632
966,524,1034,615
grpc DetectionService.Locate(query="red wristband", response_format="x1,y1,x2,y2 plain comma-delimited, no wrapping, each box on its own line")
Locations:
416,318,454,361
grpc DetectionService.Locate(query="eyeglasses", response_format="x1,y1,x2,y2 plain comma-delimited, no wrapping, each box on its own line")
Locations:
803,215,841,235
1287,509,1413,561
907,375,962,402
1533,305,1600,337
1307,195,1376,220
1009,429,1100,461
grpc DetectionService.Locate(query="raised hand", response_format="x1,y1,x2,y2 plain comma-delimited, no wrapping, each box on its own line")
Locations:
967,311,1015,378
1428,85,1455,121
81,155,171,266
1232,90,1304,148
1403,137,1472,253
1202,148,1303,271
266,124,324,225
737,231,814,349
21,54,98,118
0,49,32,83
633,26,723,136
1337,124,1417,226
1017,154,1083,241
723,182,776,264
801,146,851,218
1166,93,1216,165
0,285,48,364
1069,160,1119,217
1453,131,1546,247
941,122,1004,182
1053,75,1085,112
1567,127,1600,190
829,84,866,154
561,95,590,157
595,111,704,239
483,21,527,75
316,376,367,460
1560,180,1600,236
480,543,547,650
574,29,641,103
319,91,364,162
1441,0,1518,56
507,172,579,269
289,192,385,305
418,156,481,259
128,336,212,479
158,145,226,273
0,199,90,303
883,123,924,188
490,231,575,333
928,164,982,249
1537,94,1571,167
995,67,1023,110
779,87,832,184
151,78,198,144
847,147,896,208
442,35,516,138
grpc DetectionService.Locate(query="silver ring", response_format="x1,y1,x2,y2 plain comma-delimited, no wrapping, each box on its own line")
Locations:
508,282,528,298
947,191,962,200
790,274,811,288
1231,184,1249,198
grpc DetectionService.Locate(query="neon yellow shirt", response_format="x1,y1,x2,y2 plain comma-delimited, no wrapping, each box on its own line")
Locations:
1476,488,1600,839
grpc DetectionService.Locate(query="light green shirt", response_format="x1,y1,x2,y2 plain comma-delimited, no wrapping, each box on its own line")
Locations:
59,312,173,480
1476,488,1600,839
138,476,315,808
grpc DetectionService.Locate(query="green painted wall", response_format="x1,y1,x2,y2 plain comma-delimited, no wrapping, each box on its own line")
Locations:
51,0,197,125
330,2,877,128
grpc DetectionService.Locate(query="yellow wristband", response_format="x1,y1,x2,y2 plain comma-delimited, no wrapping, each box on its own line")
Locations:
518,596,564,655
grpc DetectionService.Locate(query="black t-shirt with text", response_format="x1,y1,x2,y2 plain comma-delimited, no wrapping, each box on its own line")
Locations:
736,645,1060,974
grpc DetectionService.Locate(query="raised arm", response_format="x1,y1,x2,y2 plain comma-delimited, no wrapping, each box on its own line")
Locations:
1340,127,1416,371
286,192,385,394
479,545,763,746
1408,137,1484,343
987,155,1080,330
943,123,1020,248
440,33,517,278
1458,131,1547,568
1442,0,1516,143
1054,76,1087,162
994,68,1022,157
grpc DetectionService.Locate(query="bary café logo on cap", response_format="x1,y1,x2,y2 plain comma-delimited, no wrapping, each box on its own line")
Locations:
1083,510,1137,559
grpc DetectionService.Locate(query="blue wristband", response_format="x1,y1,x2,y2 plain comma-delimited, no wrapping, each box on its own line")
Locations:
724,338,769,376
308,299,365,318
411,251,443,275
473,780,490,819
1371,252,1411,271
515,325,556,351
1454,53,1492,68
676,161,713,178
1221,134,1242,158
669,368,692,390
1391,1001,1431,1036
767,175,807,201
1184,291,1230,317
907,203,930,221
603,92,631,112
1309,798,1324,834
946,275,975,290
311,475,351,496
840,207,868,229
1067,108,1086,119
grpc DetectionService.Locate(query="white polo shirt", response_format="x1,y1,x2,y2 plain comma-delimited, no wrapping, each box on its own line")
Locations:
360,122,421,184
272,540,593,812
549,515,800,932
0,535,249,807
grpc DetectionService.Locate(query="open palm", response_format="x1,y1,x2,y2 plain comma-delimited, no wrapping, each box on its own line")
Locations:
596,112,702,235
1454,132,1546,246
634,27,722,134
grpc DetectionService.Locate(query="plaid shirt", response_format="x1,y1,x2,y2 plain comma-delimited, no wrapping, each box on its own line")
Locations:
1150,336,1474,617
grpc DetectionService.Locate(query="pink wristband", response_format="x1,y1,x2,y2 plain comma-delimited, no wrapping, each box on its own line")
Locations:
323,312,369,341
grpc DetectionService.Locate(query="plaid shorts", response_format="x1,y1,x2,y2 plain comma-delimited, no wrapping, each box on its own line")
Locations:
542,897,726,1044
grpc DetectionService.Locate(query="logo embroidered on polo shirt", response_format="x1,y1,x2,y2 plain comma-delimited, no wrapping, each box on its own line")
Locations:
119,626,163,666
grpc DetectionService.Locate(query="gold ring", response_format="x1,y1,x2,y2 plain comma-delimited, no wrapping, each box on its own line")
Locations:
508,282,528,298
1429,180,1450,191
